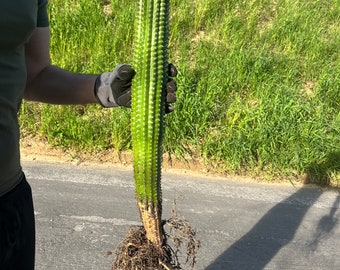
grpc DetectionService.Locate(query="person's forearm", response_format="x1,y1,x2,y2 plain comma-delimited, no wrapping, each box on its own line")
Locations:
24,65,98,105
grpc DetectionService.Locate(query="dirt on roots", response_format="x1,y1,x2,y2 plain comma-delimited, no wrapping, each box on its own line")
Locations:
112,205,200,270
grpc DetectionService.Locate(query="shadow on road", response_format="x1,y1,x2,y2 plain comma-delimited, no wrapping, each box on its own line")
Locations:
308,195,339,252
206,187,324,270
206,151,340,270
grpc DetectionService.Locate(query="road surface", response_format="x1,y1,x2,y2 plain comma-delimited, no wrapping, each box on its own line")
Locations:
22,160,340,270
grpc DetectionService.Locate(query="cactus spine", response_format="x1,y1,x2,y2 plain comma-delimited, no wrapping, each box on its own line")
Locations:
131,0,169,247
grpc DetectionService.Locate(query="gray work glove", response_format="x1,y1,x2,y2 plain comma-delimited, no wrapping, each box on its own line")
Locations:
94,64,177,112
94,64,135,108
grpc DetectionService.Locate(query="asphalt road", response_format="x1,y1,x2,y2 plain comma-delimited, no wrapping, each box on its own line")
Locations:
22,160,340,270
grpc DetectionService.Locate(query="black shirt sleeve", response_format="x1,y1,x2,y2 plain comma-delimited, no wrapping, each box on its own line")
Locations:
37,0,49,27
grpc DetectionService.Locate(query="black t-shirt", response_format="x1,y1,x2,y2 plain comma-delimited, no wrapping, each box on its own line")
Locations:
0,0,49,196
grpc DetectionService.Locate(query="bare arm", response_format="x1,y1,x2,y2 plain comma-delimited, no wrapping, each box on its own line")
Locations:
24,27,98,104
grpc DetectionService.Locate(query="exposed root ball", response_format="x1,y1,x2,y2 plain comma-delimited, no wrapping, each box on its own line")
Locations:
112,225,178,270
112,205,200,270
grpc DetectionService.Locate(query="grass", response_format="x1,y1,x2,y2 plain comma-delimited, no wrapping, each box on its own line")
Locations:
19,0,340,186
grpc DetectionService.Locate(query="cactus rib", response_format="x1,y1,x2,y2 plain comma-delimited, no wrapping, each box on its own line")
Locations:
131,0,169,247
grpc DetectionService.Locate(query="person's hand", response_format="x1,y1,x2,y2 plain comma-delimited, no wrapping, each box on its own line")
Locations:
165,63,178,113
94,64,135,108
94,64,178,112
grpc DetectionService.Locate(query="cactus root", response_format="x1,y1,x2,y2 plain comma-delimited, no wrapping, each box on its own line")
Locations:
112,205,200,270
112,225,175,270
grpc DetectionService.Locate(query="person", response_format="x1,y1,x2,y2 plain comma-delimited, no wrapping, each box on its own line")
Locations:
0,1,177,269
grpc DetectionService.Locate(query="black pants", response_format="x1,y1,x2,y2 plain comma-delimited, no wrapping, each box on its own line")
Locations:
0,175,35,270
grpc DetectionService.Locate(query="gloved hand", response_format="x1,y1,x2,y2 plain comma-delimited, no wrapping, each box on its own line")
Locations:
94,64,177,112
165,63,178,113
94,64,135,108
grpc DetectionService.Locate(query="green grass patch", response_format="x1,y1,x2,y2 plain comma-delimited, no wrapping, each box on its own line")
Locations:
20,0,340,185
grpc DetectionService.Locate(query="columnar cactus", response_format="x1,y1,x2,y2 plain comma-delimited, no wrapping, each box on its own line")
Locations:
131,0,170,247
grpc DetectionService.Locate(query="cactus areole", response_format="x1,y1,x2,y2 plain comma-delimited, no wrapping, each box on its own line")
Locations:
131,0,170,247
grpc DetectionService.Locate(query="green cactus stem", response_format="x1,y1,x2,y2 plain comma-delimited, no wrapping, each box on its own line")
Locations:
131,0,170,248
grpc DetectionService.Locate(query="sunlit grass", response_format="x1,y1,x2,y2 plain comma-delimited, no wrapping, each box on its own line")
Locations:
20,0,340,185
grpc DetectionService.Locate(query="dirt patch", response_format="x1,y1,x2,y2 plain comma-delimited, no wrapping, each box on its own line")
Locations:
20,135,133,167
20,135,307,187
20,135,211,176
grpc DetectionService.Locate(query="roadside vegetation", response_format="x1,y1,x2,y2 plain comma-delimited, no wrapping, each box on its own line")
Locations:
20,0,340,186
